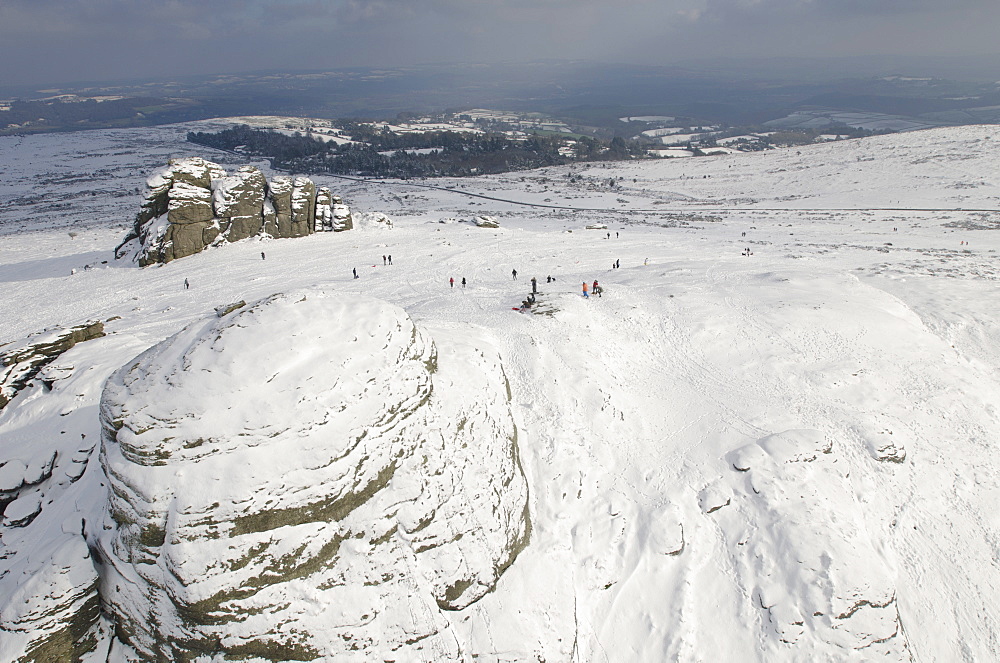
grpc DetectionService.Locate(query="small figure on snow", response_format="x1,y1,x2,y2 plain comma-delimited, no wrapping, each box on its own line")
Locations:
512,268,518,280
261,252,266,260
582,282,589,298
462,277,466,288
450,277,454,288
184,278,189,290
531,277,537,294
383,255,387,265
353,267,358,279
593,280,602,297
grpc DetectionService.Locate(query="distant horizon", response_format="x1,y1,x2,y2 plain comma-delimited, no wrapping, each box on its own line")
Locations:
4,53,1000,97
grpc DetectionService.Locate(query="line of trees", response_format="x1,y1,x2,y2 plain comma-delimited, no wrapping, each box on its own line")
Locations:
187,124,645,178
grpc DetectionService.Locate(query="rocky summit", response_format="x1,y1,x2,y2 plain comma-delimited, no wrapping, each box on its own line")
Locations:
95,288,529,660
115,157,353,266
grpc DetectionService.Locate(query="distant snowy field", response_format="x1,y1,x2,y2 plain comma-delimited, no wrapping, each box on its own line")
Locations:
1,122,999,661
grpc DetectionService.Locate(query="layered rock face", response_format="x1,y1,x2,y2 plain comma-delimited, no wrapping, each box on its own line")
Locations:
0,322,108,663
116,158,353,266
96,289,529,660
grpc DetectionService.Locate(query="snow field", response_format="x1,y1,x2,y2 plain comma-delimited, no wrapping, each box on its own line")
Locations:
1,122,999,660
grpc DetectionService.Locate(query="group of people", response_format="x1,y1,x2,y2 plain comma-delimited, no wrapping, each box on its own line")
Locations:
449,277,467,287
582,280,602,298
354,254,394,280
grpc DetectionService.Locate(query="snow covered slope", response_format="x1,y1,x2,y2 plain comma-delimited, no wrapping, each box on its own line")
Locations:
1,122,999,662
97,289,527,659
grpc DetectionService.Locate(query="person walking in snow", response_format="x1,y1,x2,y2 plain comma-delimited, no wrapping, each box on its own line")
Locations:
353,267,358,279
184,278,189,290
261,252,266,260
388,255,392,265
593,280,602,297
512,268,518,280
450,277,454,288
383,255,387,265
461,277,466,288
582,282,589,298
531,277,537,294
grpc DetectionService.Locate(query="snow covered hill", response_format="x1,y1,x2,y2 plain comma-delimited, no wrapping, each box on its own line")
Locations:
1,122,999,661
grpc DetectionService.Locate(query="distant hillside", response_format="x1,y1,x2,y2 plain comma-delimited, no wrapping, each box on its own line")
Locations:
5,61,1000,136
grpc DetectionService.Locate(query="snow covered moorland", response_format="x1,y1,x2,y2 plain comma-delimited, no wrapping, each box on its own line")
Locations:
1,121,999,661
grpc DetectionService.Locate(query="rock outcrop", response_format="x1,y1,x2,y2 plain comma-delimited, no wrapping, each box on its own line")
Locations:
0,532,102,663
96,288,529,660
0,322,108,663
115,158,353,266
0,321,105,412
331,195,354,231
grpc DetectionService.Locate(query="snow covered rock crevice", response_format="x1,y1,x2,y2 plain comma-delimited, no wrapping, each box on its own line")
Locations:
95,288,528,660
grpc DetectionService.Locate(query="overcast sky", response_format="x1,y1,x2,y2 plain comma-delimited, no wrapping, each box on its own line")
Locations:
2,0,999,87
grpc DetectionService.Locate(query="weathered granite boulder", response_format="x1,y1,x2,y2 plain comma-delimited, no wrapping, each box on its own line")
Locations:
469,214,500,228
267,175,295,238
115,158,354,266
212,166,267,242
137,157,225,230
289,177,316,237
314,186,332,231
167,181,214,226
331,195,353,231
96,288,529,660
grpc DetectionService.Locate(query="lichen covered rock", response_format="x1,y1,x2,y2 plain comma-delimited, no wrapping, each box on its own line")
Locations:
96,288,529,660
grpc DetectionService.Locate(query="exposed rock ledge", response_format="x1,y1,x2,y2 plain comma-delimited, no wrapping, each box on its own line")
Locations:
96,288,529,660
0,321,105,412
115,157,354,266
